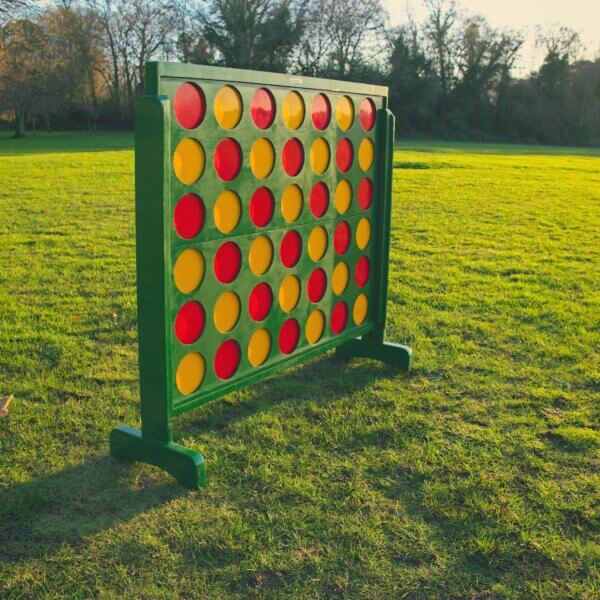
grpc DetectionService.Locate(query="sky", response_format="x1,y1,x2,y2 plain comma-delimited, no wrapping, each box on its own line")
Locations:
382,0,600,76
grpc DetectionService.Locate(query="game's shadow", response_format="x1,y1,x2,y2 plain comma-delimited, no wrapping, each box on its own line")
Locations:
0,456,186,561
176,351,409,438
0,352,409,562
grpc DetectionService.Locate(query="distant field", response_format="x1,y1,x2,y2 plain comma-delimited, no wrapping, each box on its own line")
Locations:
0,132,598,599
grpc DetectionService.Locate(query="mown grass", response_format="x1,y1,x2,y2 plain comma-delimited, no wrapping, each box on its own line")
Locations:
0,132,598,599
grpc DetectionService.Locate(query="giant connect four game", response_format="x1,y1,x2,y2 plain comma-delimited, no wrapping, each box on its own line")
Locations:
110,62,411,488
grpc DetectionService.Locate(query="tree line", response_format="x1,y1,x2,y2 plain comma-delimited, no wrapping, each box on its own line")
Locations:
1,0,599,145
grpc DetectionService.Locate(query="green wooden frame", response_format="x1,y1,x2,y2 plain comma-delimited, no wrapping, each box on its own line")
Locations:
110,62,411,488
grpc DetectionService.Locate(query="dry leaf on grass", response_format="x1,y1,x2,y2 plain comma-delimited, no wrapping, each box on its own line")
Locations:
0,394,13,417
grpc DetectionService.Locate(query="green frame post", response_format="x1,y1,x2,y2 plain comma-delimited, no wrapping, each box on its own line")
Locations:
110,62,411,489
336,109,411,369
110,93,206,488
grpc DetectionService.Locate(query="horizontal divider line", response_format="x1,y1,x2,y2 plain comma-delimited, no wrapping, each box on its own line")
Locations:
168,212,375,249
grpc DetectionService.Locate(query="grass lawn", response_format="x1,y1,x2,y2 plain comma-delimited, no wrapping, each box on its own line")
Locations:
0,132,598,598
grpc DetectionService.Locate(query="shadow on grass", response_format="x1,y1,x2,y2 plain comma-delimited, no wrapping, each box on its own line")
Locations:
393,160,467,170
394,161,432,169
176,351,412,438
1,352,411,562
0,455,187,561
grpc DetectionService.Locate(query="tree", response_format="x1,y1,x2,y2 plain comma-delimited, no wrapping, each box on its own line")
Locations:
454,17,522,90
324,0,387,78
535,26,583,100
295,0,330,75
199,0,305,72
0,19,51,136
90,0,179,122
0,0,597,145
176,31,215,65
537,25,583,64
422,0,456,95
40,5,106,130
387,25,439,133
451,16,523,130
297,0,387,79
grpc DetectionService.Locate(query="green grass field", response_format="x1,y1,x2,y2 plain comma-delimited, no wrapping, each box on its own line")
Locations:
0,132,598,599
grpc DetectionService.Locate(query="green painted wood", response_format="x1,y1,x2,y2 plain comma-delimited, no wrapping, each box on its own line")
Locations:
110,425,206,488
134,95,172,443
336,340,412,370
111,61,411,487
364,109,395,345
152,61,388,96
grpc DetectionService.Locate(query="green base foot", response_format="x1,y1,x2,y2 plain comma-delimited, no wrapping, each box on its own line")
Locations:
337,339,412,371
110,425,206,489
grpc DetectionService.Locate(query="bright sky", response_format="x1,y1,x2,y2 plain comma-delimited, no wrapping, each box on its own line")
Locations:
382,0,600,75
